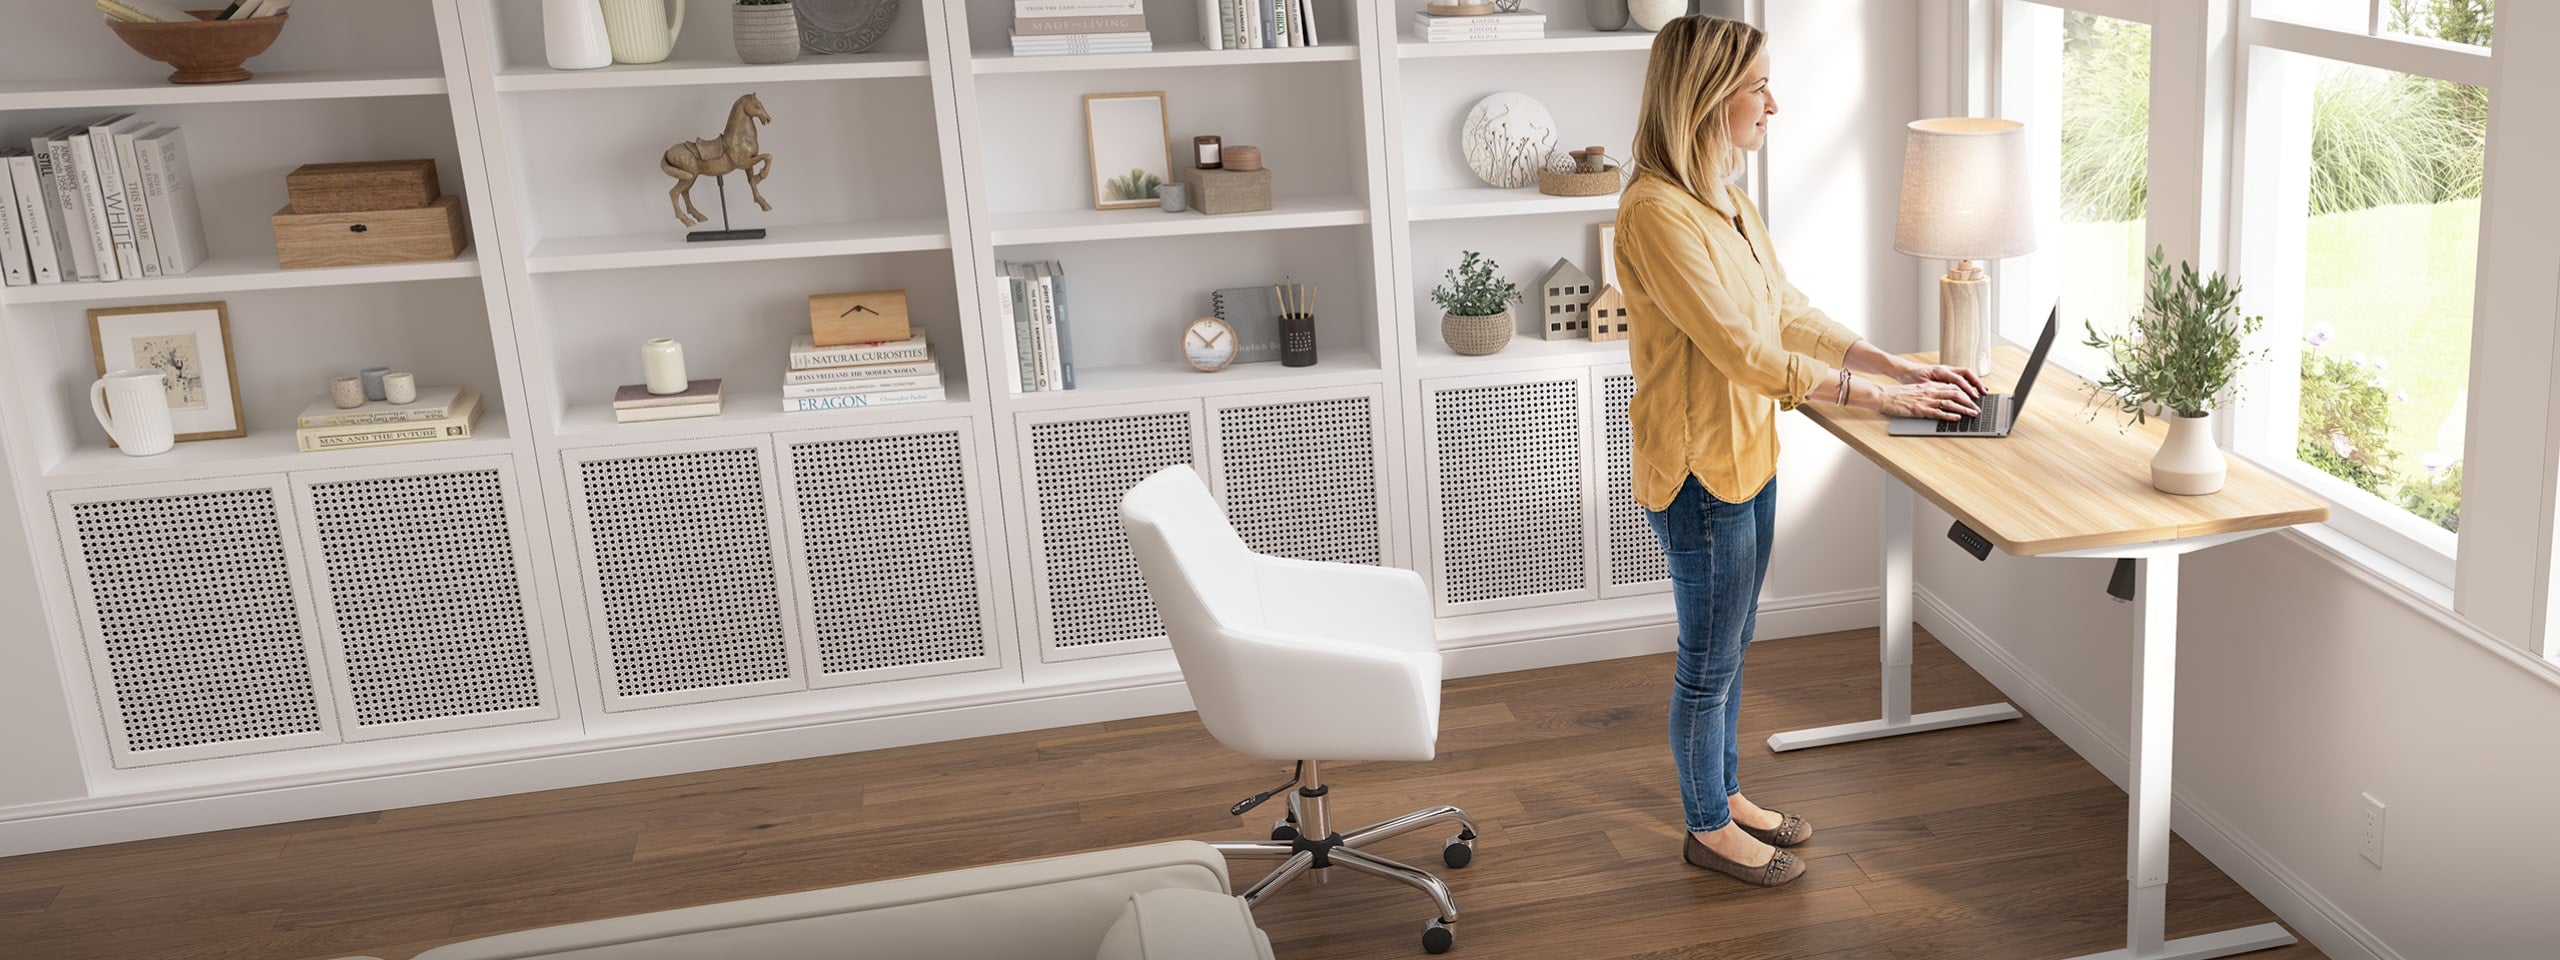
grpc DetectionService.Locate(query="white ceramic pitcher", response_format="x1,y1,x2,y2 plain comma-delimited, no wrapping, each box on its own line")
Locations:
542,0,613,69
91,369,175,457
600,0,685,65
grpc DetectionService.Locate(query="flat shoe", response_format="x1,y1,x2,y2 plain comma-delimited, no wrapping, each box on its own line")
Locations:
1683,833,1806,887
1738,810,1812,847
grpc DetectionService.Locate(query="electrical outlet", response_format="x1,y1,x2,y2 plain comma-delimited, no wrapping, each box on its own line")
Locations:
2359,793,2386,867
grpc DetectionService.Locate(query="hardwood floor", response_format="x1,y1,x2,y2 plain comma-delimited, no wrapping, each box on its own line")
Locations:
0,628,2325,960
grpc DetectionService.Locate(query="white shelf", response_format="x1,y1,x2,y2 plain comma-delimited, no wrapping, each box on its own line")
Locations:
554,383,973,445
1414,329,1628,376
523,219,954,274
1408,186,1623,222
971,42,1356,74
39,417,514,490
0,252,482,305
1397,28,1659,58
999,347,1385,410
990,195,1367,246
492,53,932,92
0,69,447,111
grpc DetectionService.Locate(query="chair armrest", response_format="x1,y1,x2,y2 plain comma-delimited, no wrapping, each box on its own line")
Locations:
1251,555,1437,657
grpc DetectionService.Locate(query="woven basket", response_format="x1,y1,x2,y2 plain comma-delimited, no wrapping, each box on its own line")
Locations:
1538,165,1623,197
1442,309,1514,356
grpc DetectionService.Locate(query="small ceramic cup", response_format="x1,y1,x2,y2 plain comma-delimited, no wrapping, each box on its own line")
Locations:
383,372,417,405
329,375,366,409
360,366,392,401
1159,183,1187,213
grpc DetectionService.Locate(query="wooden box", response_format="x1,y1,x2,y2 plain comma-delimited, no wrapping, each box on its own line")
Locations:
272,196,469,269
285,159,440,214
1181,167,1274,215
808,289,912,346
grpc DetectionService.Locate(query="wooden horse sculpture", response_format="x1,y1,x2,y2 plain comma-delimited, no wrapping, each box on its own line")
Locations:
662,92,775,227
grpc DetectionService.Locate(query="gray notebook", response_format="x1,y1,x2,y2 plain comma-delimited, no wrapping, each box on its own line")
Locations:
1212,286,1284,364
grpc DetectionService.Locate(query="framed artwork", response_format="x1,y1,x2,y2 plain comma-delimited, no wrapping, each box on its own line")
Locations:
1085,92,1173,211
89,301,243,442
1595,221,1619,292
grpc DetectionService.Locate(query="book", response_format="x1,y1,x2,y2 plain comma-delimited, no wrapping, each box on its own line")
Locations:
1005,261,1049,391
1015,0,1143,15
783,353,938,385
296,385,463,428
615,399,721,423
134,127,205,276
612,379,723,409
788,333,931,370
0,157,27,286
26,132,74,283
990,270,1022,395
37,127,101,282
110,124,161,277
6,149,62,284
1025,262,1058,390
1043,259,1078,389
1212,286,1285,364
782,374,941,400
86,115,149,280
1010,33,1153,53
65,131,117,281
1411,24,1546,41
297,392,482,451
781,387,947,412
1411,10,1548,24
1012,14,1147,34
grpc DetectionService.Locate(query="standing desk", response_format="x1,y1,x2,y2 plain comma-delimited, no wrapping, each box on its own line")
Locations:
1775,345,2329,960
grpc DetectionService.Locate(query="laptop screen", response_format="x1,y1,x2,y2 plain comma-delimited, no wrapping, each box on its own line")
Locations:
2007,304,2061,415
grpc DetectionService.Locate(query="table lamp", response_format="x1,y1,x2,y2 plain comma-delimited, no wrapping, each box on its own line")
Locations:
1894,118,2037,375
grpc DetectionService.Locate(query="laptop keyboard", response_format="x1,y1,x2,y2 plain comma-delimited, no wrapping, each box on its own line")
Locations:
1935,395,2006,433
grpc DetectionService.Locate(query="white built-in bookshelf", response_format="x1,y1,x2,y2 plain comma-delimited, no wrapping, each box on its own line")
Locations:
0,0,1759,822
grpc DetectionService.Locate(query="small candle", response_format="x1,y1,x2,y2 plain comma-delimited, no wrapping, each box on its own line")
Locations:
1194,135,1222,169
383,372,417,405
328,376,365,409
359,366,391,401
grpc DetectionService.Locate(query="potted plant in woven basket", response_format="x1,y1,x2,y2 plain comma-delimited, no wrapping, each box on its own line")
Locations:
1434,250,1523,356
2083,246,2267,496
734,0,801,63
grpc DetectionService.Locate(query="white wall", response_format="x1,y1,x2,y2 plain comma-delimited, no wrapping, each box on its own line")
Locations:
0,455,87,807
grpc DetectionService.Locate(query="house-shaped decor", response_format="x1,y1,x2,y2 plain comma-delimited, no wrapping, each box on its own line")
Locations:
1587,284,1629,341
1540,258,1595,339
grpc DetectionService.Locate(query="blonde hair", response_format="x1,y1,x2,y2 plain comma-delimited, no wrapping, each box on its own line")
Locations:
1631,15,1767,205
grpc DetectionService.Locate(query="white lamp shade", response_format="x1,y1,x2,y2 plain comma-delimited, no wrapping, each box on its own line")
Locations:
1894,118,2038,261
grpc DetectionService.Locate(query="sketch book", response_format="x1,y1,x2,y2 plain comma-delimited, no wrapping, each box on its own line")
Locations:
1211,286,1284,364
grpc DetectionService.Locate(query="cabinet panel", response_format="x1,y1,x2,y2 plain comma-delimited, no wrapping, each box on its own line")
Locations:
1016,403,1204,662
779,420,1004,688
1422,371,1597,616
1597,369,1668,595
1206,385,1389,568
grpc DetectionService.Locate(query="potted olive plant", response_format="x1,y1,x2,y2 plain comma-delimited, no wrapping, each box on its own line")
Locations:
734,0,801,64
2084,246,2267,495
1433,250,1523,356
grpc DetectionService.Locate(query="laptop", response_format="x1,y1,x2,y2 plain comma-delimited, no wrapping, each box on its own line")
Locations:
1887,304,2059,437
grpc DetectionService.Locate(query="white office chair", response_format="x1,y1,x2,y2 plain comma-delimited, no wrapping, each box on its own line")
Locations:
1120,464,1479,956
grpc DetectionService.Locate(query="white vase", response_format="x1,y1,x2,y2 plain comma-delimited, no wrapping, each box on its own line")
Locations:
643,338,689,394
91,369,175,457
2151,411,2227,496
1628,0,1684,31
543,0,614,69
602,0,686,65
734,2,801,64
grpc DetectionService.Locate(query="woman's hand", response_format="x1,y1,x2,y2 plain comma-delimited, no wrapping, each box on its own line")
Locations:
1895,358,1987,398
1850,377,1980,420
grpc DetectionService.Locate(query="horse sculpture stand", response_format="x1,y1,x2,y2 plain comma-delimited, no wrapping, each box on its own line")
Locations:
664,92,775,242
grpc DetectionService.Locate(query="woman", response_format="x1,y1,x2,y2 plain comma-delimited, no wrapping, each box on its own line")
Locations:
1616,15,1986,887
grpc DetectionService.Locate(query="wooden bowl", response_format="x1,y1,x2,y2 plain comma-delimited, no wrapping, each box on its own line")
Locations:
105,10,287,85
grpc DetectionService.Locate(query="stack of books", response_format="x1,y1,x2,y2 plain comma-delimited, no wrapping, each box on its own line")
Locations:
1407,9,1545,42
612,379,723,423
1,115,207,288
785,335,943,411
1011,0,1152,56
993,259,1077,394
1198,0,1321,49
296,388,483,452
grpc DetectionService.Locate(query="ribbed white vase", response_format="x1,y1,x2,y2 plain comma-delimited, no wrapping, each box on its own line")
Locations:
602,0,685,65
2151,412,2227,495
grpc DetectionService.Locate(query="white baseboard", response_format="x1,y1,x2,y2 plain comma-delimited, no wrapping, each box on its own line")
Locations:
0,588,1874,857
1915,587,2403,960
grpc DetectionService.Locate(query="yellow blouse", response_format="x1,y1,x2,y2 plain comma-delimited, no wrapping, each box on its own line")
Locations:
1615,172,1863,511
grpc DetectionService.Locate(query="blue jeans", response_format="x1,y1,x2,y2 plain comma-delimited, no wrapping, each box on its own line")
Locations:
1644,475,1776,834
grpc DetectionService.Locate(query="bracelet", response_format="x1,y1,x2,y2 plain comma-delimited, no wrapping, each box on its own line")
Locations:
1835,370,1854,406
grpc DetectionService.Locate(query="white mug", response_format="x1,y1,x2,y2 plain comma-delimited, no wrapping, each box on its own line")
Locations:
600,0,685,65
91,369,176,457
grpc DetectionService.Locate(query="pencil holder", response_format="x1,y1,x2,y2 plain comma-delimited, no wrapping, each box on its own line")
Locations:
1280,314,1317,367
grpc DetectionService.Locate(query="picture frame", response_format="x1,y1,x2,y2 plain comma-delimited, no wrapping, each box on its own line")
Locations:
1595,221,1619,292
88,301,244,442
1085,91,1173,211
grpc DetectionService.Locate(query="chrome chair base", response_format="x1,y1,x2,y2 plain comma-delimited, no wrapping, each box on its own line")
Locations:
1206,761,1478,955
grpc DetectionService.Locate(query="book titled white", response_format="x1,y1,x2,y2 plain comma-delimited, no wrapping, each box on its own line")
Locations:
0,158,28,286
1015,0,1143,16
788,333,931,370
781,374,941,399
6,150,62,284
295,385,462,428
782,354,938,385
36,128,101,282
66,132,118,281
86,115,149,280
110,124,162,277
134,127,206,276
781,387,947,412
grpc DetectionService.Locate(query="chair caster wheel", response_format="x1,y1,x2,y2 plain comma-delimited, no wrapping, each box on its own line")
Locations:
1442,835,1473,869
1271,817,1298,842
1423,919,1454,954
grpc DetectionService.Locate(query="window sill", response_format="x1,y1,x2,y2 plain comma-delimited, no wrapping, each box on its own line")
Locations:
2277,523,2560,695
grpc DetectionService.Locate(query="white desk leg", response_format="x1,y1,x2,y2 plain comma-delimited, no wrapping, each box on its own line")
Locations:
1768,473,2020,752
2063,554,2294,960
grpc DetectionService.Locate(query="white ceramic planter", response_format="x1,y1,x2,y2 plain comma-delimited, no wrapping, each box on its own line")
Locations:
734,3,802,63
2151,411,2227,495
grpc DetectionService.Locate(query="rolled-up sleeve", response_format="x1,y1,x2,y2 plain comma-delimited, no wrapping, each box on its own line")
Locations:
1777,275,1862,367
1621,199,1833,409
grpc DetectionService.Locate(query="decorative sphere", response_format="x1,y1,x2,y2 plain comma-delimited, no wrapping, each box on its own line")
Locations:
1461,93,1559,189
1545,151,1580,174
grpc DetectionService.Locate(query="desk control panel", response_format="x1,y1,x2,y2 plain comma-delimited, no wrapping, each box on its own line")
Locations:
1947,522,1995,561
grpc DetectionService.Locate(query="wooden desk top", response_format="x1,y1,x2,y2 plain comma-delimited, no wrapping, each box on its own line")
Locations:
1799,345,2329,557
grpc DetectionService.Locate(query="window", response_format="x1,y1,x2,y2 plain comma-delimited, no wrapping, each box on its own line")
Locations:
2258,0,2493,48
1998,2,2152,380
